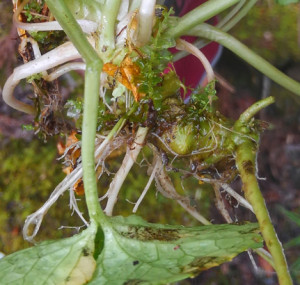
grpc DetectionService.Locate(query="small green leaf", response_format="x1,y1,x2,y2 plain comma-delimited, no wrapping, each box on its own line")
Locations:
0,224,98,285
89,216,262,284
26,73,43,84
22,124,34,131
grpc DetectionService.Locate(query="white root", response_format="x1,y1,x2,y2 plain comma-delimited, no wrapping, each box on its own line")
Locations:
117,0,130,21
19,37,48,78
219,182,254,213
23,164,83,242
133,159,159,213
44,62,86,81
69,184,89,226
14,41,81,80
136,0,156,47
2,41,80,114
14,0,98,34
195,174,254,213
2,74,36,115
154,153,211,225
104,127,149,216
23,133,126,242
176,38,215,83
213,184,233,223
99,82,113,113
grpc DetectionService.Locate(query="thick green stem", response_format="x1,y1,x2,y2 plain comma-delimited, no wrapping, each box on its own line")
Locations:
233,97,292,283
168,0,240,38
82,66,104,223
236,140,292,285
46,0,104,223
187,24,300,97
99,0,122,58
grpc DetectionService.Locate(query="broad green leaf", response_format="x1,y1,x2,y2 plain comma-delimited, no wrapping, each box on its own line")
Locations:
0,223,98,285
89,216,263,284
0,216,262,285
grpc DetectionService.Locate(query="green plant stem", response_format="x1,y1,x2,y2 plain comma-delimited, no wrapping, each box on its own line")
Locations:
235,141,292,285
238,96,275,124
187,24,300,97
254,249,275,269
217,0,246,29
46,0,105,223
102,103,138,143
173,0,257,62
168,0,240,38
219,0,258,31
233,97,292,284
99,0,122,57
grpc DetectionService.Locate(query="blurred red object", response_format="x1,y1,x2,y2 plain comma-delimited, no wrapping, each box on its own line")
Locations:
169,0,222,97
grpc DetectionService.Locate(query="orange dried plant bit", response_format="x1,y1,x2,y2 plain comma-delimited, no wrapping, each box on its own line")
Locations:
57,141,66,156
103,62,132,90
56,131,79,156
66,130,79,147
121,56,144,101
103,62,119,76
73,165,102,196
70,148,81,164
63,165,73,175
198,175,205,185
73,178,85,196
13,1,27,38
103,56,144,101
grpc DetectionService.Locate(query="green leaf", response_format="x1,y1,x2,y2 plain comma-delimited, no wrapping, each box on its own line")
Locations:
0,216,262,285
0,224,98,285
89,216,263,284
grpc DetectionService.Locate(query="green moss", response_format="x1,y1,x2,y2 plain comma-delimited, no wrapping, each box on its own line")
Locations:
0,138,87,254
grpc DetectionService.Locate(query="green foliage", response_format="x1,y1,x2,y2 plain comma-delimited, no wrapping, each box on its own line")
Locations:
188,80,218,117
135,9,176,110
26,73,43,84
24,1,43,22
21,124,34,131
0,216,262,285
0,223,97,285
29,30,66,50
